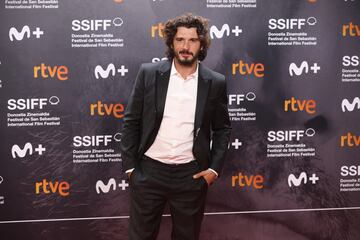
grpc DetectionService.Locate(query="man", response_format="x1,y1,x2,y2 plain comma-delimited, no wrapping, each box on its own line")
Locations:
120,13,231,240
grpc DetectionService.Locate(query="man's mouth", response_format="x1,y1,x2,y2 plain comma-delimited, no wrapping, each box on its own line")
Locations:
179,51,193,58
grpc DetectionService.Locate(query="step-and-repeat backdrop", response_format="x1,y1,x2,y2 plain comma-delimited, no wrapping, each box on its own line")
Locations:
1,0,360,239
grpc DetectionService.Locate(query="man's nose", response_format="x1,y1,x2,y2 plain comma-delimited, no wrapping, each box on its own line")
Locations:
182,41,190,49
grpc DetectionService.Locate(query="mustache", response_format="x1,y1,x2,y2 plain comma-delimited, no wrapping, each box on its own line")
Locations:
179,50,193,56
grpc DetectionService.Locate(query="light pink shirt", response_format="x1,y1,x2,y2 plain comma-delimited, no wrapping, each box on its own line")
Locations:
145,61,198,163
126,61,218,177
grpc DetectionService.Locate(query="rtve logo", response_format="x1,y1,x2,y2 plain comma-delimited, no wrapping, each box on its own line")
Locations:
73,133,121,147
90,101,125,118
288,172,319,187
343,55,359,66
231,172,264,189
96,178,129,194
35,179,70,197
228,92,256,105
232,60,265,78
341,133,360,147
151,23,165,38
72,17,123,31
94,63,128,79
342,97,360,112
284,97,316,114
7,96,60,110
9,26,44,41
267,128,315,142
11,142,46,159
341,165,360,176
289,61,320,76
342,22,360,37
268,17,317,30
33,63,69,81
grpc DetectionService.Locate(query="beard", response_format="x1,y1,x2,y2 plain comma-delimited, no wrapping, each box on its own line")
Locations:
174,49,200,66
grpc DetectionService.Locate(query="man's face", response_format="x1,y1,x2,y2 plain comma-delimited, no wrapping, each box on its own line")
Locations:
172,27,201,66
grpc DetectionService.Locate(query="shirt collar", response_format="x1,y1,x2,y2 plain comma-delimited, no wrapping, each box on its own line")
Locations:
170,60,199,80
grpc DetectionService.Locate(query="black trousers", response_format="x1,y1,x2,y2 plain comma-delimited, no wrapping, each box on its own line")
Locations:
129,156,208,240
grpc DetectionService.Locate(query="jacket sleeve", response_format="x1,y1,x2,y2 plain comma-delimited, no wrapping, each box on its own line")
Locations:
120,65,145,172
209,78,232,175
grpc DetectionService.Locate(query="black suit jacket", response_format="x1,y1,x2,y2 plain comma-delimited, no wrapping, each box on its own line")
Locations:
120,60,231,175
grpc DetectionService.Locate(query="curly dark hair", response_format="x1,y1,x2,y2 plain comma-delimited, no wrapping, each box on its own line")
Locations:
163,13,211,61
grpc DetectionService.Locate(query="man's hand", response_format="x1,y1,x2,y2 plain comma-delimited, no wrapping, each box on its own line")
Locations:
193,169,217,186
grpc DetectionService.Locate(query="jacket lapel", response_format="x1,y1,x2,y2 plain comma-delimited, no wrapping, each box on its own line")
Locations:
155,61,171,120
194,63,211,131
155,60,211,135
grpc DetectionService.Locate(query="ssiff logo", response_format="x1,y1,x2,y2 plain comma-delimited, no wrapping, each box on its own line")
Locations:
94,63,128,79
228,92,256,105
7,96,60,110
34,63,68,81
343,55,359,66
288,172,319,187
342,97,360,112
9,26,44,41
73,133,121,147
72,18,123,31
289,61,320,76
11,143,46,158
341,165,360,176
267,128,315,142
96,178,129,194
268,17,317,30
